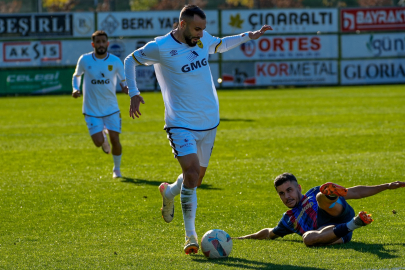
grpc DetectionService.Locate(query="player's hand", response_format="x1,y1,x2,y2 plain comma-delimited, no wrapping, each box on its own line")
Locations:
248,25,273,40
120,83,129,95
72,90,81,98
387,181,405,189
129,94,145,119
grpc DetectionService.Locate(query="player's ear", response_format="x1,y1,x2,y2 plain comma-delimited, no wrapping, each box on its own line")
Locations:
298,184,302,192
91,42,95,48
180,20,186,29
107,41,110,47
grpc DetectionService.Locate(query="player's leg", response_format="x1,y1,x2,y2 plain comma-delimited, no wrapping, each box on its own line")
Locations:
104,113,122,178
85,115,110,153
108,131,122,178
302,225,342,246
303,211,373,247
159,129,195,223
317,182,348,216
195,128,216,187
177,153,200,254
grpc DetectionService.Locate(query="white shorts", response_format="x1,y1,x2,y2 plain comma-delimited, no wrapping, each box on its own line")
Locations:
84,112,121,136
166,128,217,167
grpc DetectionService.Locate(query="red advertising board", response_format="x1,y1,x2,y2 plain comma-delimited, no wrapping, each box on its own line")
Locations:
341,7,405,32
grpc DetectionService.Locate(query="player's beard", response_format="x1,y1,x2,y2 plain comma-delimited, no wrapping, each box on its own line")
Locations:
183,28,198,47
95,46,108,55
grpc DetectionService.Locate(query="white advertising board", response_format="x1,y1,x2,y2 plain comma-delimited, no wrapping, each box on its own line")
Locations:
221,60,338,87
255,60,338,86
221,9,338,35
97,10,218,37
341,59,405,85
341,33,405,58
223,34,338,61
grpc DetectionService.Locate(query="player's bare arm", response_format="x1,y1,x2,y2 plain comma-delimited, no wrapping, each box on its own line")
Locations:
129,95,145,119
236,228,279,240
345,181,405,200
120,82,129,95
248,25,273,40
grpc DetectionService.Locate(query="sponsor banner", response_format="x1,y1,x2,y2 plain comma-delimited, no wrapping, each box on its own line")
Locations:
255,60,338,86
0,68,74,95
97,11,218,37
341,33,405,58
341,59,405,85
341,7,405,32
0,40,92,67
223,34,338,61
221,62,256,87
222,9,338,35
0,13,94,38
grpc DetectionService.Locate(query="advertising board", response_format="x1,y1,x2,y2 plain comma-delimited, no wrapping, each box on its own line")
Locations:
341,59,405,85
341,33,405,58
0,68,74,94
98,10,218,37
341,7,405,32
0,12,94,39
223,34,338,61
221,9,338,35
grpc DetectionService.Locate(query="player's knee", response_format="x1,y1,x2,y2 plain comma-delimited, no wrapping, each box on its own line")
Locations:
93,137,104,147
302,232,317,247
183,167,200,188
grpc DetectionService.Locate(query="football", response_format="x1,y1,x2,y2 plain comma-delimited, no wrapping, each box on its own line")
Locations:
201,229,233,259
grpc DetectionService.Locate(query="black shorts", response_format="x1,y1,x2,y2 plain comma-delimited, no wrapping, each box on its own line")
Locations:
317,197,355,243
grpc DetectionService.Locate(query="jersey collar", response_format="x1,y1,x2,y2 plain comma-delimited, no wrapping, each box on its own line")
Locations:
92,52,110,61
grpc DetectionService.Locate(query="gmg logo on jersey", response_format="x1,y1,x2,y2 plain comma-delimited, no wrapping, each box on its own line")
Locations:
91,79,110,84
181,58,207,73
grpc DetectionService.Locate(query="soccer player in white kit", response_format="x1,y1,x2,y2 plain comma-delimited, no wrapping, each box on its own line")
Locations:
124,5,272,254
72,30,128,179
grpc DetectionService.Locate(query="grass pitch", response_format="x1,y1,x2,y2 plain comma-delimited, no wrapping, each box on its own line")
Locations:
1,85,405,269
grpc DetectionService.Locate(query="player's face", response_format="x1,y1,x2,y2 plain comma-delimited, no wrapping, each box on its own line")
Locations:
92,35,109,56
182,15,206,47
276,181,302,209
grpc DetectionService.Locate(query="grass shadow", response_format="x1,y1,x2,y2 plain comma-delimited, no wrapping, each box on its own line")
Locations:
192,255,325,269
322,242,405,259
120,178,222,190
220,118,254,122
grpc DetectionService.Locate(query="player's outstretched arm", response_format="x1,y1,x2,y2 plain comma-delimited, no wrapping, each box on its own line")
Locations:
129,95,145,119
248,25,273,40
235,228,279,240
345,181,405,200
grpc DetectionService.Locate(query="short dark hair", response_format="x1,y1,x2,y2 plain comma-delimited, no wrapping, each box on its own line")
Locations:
274,173,298,188
179,4,206,21
92,30,108,42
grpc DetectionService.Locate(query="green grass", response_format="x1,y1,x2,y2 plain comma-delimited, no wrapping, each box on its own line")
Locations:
1,85,405,269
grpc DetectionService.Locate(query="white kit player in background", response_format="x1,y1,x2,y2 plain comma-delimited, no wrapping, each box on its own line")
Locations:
124,5,272,254
72,30,129,179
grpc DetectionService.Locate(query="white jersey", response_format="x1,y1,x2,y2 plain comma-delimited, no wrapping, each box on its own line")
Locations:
125,31,250,130
73,52,125,117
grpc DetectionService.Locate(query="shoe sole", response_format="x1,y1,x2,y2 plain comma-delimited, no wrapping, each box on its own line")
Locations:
184,245,199,255
358,211,373,225
320,182,348,197
159,183,174,223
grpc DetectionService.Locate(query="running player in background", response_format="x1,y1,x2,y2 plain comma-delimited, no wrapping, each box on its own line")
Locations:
72,30,128,179
236,173,405,246
124,4,272,254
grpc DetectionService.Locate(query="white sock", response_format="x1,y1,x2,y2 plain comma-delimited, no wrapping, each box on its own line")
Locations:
180,184,197,238
164,174,183,200
346,217,363,231
113,154,122,171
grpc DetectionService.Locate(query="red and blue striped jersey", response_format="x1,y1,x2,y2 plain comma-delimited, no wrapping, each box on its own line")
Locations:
273,186,320,237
